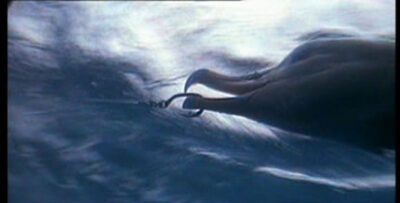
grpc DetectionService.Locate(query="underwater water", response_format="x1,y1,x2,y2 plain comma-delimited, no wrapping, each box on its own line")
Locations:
8,0,395,202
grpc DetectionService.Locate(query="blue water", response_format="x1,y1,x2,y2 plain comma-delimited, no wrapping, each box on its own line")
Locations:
8,1,395,202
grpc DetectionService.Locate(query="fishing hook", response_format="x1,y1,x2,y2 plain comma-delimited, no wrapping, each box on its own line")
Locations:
149,93,204,117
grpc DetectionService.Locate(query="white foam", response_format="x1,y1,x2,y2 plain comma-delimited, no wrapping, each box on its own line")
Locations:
254,166,395,190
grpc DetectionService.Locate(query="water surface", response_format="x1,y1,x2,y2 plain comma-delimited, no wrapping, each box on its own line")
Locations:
8,1,395,202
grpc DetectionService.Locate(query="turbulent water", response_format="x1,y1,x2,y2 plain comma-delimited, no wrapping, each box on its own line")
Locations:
8,1,395,202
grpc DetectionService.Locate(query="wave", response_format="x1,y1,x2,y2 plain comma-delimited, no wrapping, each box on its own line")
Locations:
254,166,395,190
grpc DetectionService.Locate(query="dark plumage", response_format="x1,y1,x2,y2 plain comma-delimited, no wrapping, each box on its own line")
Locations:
183,39,395,150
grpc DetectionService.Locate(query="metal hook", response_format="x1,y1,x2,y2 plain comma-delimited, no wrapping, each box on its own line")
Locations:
150,93,204,117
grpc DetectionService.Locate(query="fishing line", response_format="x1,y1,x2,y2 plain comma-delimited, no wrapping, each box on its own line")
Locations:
84,93,204,117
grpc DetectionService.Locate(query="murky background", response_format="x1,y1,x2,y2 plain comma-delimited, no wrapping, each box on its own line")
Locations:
8,0,395,202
